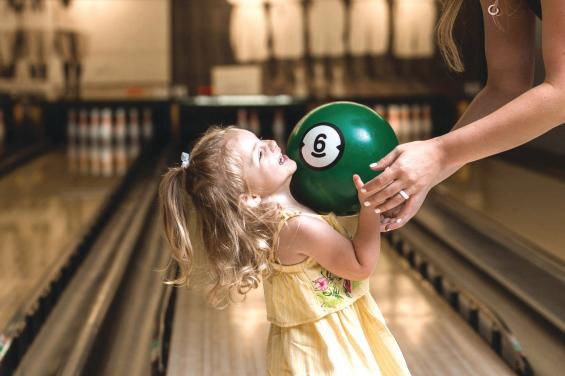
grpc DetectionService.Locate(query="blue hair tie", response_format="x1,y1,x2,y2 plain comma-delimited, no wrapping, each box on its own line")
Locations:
181,152,190,168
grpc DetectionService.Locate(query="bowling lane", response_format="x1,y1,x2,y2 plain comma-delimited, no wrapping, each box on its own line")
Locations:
167,241,513,375
438,158,565,264
0,150,121,331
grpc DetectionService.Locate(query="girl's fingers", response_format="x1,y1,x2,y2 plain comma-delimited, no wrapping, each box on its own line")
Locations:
352,174,365,190
384,196,419,232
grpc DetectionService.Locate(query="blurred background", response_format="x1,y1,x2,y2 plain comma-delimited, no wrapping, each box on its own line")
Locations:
0,0,563,375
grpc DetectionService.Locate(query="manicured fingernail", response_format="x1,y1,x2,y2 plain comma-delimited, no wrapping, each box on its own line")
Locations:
396,218,402,223
369,163,378,168
363,201,370,207
374,208,381,214
361,188,367,193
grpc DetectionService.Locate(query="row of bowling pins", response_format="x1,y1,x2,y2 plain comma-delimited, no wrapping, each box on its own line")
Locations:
67,107,153,146
236,108,287,150
66,107,154,177
374,103,433,144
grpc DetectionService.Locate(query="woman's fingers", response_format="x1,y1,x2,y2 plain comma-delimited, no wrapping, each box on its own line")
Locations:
365,180,406,209
369,147,401,171
375,190,410,214
363,166,397,194
362,147,403,194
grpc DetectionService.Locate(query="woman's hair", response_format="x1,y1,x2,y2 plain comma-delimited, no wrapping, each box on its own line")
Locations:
159,126,282,308
437,0,465,72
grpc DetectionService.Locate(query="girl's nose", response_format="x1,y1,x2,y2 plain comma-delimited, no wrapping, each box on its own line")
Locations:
267,140,278,152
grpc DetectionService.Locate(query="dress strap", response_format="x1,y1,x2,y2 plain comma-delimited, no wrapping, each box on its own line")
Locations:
277,210,326,233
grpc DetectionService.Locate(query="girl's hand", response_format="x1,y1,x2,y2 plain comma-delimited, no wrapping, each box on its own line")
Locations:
353,174,378,214
361,139,446,230
379,205,403,232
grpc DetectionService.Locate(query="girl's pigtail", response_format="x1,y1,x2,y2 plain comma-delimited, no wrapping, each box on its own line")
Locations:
159,166,193,287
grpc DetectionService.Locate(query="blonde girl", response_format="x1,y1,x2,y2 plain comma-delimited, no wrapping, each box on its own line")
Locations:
159,126,411,375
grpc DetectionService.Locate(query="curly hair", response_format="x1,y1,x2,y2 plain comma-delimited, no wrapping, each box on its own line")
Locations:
159,126,283,308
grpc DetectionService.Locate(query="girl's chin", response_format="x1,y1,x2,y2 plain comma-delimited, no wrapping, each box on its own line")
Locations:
288,160,298,172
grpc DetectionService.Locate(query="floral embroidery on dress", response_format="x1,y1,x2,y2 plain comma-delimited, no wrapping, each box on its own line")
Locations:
312,269,354,308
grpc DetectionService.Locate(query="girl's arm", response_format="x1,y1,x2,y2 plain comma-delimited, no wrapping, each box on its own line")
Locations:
277,175,381,281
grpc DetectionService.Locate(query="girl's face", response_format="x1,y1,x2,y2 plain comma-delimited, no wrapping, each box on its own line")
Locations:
226,129,296,197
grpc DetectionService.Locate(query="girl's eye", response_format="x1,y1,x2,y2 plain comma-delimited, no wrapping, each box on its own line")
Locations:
259,150,263,160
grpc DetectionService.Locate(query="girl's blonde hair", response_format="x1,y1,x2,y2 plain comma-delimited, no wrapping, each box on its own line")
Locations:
159,126,282,307
437,0,465,72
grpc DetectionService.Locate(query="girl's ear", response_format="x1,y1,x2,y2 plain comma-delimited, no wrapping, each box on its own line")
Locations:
240,193,262,208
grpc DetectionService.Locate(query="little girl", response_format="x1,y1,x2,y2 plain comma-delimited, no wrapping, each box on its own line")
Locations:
159,126,411,375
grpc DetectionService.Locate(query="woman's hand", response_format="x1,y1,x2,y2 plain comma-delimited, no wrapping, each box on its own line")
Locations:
362,139,447,231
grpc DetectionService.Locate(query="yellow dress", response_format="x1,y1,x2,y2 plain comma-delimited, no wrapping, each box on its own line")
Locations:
263,211,411,376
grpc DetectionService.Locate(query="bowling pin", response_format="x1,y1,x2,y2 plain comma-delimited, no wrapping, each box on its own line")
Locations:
66,109,78,173
129,108,140,142
89,108,101,144
399,104,410,143
236,108,249,130
373,104,387,121
387,104,400,141
272,110,286,152
128,108,141,162
115,108,127,144
89,108,101,176
100,108,113,146
142,107,153,141
114,108,127,175
250,110,261,136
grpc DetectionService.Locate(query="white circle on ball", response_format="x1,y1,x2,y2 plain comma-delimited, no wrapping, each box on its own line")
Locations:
300,124,344,169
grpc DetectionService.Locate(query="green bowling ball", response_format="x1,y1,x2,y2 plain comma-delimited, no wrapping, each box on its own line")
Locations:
287,101,398,215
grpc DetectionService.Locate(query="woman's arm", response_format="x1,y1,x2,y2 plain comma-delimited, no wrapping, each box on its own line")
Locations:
364,0,565,231
277,175,381,281
439,0,565,166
